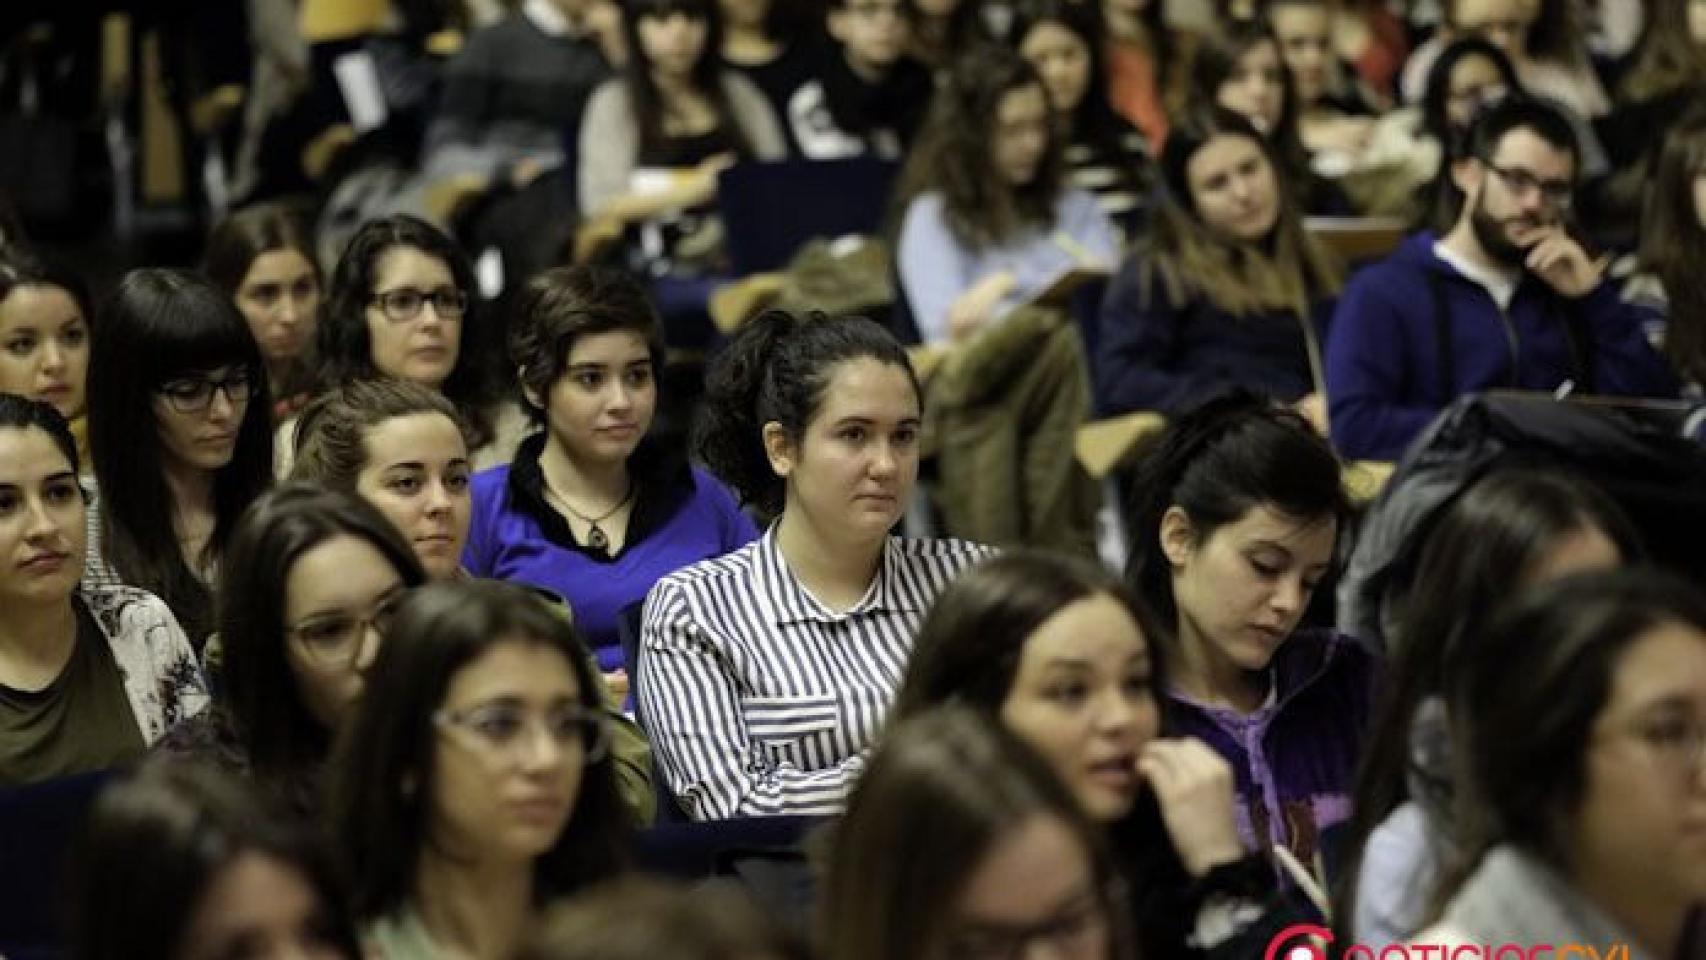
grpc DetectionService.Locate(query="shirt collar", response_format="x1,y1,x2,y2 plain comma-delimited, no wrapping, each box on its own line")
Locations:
756,524,919,625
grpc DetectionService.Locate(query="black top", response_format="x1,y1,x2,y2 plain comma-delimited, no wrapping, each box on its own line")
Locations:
505,430,698,563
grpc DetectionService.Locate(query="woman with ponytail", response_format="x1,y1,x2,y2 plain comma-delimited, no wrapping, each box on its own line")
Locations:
1123,391,1375,869
636,311,994,820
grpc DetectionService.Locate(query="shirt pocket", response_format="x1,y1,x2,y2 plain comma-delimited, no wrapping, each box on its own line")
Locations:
743,693,843,772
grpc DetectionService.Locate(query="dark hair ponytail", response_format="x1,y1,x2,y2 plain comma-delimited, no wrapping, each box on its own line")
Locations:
1124,390,1346,631
696,311,919,520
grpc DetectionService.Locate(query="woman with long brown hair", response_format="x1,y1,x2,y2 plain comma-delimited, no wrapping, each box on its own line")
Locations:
1634,106,1706,389
1095,107,1341,427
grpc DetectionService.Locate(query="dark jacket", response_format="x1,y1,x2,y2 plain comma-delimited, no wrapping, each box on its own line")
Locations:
1325,232,1678,461
1096,258,1327,416
1165,630,1378,869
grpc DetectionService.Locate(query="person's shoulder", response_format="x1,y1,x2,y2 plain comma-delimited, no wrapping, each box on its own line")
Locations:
890,536,998,569
80,582,171,624
471,461,512,497
653,536,764,591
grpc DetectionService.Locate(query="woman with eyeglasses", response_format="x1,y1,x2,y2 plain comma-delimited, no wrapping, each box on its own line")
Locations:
330,580,630,960
819,706,1134,960
0,247,94,463
0,395,208,787
1417,569,1706,960
293,215,524,476
152,485,426,817
85,269,275,647
289,377,657,824
204,202,324,421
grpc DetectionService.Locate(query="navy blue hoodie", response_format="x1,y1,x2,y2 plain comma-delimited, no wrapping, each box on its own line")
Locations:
1325,232,1678,461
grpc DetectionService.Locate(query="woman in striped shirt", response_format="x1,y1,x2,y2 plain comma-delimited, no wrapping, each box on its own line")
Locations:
637,312,994,820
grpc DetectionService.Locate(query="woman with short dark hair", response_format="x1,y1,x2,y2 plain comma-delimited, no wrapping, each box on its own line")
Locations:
465,265,755,686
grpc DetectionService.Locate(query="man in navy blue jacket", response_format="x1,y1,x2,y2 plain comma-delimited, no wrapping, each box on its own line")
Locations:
1325,98,1678,461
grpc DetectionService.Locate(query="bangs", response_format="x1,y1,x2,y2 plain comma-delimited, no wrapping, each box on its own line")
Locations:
152,299,263,383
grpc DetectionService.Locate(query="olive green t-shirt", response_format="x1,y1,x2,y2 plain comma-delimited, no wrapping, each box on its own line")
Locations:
0,601,146,786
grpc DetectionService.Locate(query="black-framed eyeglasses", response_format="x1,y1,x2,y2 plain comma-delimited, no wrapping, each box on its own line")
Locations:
155,370,256,414
944,887,1112,960
368,287,469,323
285,590,406,667
434,702,612,765
1478,157,1574,209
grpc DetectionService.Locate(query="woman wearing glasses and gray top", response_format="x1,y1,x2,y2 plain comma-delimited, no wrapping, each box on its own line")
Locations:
151,485,427,818
331,580,631,960
277,215,531,476
84,269,276,648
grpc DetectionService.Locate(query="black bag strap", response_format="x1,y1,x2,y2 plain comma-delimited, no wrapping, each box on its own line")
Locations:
1427,269,1455,404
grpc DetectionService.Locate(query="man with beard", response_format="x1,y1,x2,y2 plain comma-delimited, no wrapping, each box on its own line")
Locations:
1323,97,1678,461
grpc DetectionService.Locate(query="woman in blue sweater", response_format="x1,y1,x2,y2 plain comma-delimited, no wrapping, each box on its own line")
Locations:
463,266,756,692
1095,108,1342,428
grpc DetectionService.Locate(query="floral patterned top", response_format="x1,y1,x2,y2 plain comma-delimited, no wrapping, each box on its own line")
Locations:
81,583,211,744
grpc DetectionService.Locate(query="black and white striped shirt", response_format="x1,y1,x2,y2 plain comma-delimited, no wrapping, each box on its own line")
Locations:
636,525,995,820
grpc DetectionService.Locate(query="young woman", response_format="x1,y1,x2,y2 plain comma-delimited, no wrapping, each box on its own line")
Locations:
1187,23,1351,216
204,202,323,419
897,47,1120,346
464,266,756,682
895,551,1303,959
1007,0,1159,236
1420,570,1706,960
288,380,657,822
1410,38,1523,231
1402,0,1608,119
1619,0,1706,107
0,395,208,786
1634,106,1706,389
1099,0,1191,149
67,762,362,960
0,247,92,462
907,0,982,68
1095,108,1342,429
1123,391,1374,865
717,0,814,150
308,214,522,473
1337,467,1637,946
895,48,1113,554
290,379,477,583
330,580,630,960
818,707,1134,960
521,877,806,960
638,312,993,820
577,0,786,279
86,269,274,646
153,485,427,818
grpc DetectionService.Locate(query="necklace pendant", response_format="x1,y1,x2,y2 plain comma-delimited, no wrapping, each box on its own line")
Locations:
587,523,609,554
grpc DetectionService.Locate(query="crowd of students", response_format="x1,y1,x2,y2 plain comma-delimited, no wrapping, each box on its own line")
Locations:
3,0,1706,956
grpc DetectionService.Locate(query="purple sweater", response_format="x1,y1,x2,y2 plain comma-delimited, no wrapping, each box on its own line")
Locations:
464,434,759,672
1166,629,1378,868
